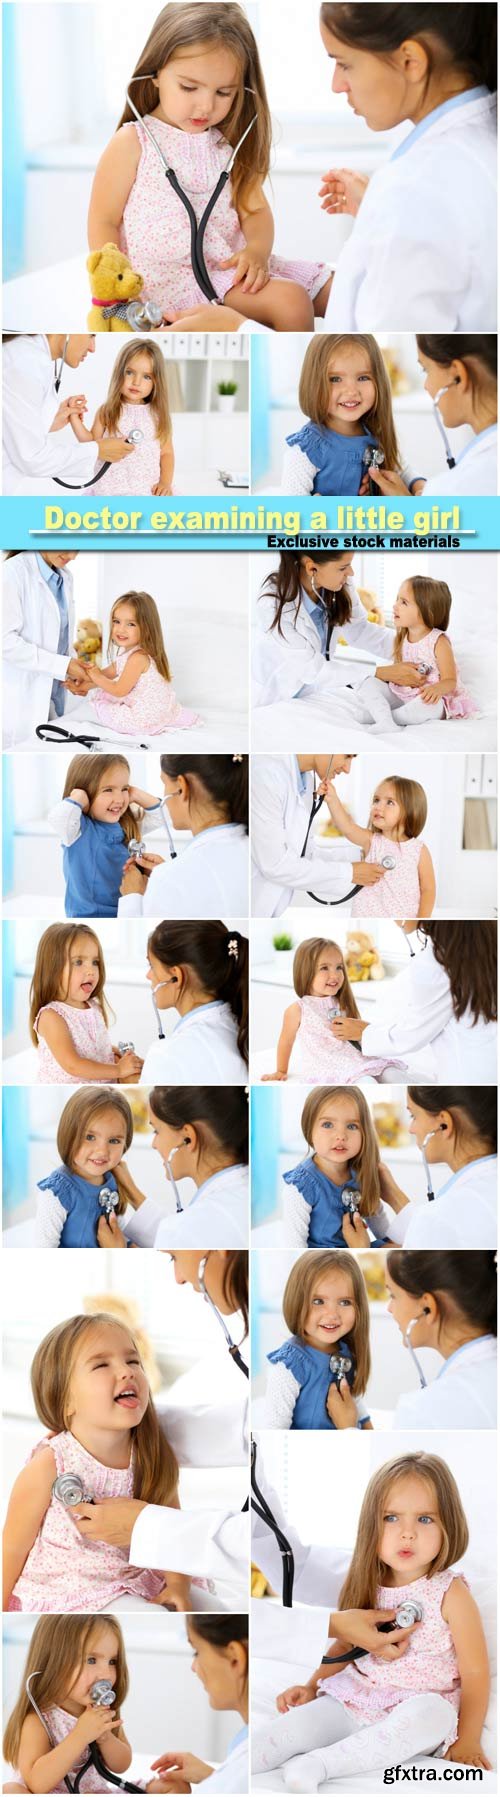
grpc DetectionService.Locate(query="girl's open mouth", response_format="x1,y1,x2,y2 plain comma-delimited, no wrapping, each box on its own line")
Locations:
114,1389,140,1409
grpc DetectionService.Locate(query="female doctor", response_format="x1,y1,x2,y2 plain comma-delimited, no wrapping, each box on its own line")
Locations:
100,1088,249,1249
386,1250,497,1429
253,552,395,709
141,921,248,1086
251,753,387,915
2,333,133,493
320,4,496,330
119,756,249,919
148,1616,248,1795
332,921,497,1083
370,337,498,498
2,550,87,746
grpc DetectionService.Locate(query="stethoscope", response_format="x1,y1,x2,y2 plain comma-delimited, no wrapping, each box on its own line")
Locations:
197,1252,249,1377
127,790,180,876
250,1441,295,1606
52,334,144,491
321,1599,423,1668
300,753,397,906
401,1312,431,1391
25,1672,146,1793
126,82,258,305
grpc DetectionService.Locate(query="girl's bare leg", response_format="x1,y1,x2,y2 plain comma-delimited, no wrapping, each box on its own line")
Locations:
223,278,314,331
313,275,333,316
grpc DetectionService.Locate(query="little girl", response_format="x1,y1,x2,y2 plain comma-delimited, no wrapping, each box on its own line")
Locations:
68,341,174,496
325,776,436,919
368,336,498,499
3,1613,135,1794
29,922,143,1085
262,937,405,1084
78,590,202,738
35,1088,141,1249
89,3,332,332
265,1249,372,1431
283,336,425,497
49,753,163,918
252,1451,491,1785
359,575,476,731
281,1085,395,1250
2,1311,191,1615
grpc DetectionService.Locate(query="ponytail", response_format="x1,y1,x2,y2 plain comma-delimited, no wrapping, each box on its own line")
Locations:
148,921,249,1066
408,1084,497,1153
261,551,353,637
387,1249,497,1339
160,755,248,830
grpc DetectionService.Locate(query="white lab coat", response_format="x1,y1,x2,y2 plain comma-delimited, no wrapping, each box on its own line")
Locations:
2,335,94,494
251,755,357,915
253,579,394,708
196,1730,248,1793
141,1001,247,1085
423,427,498,496
388,1155,498,1250
130,1499,249,1611
118,824,249,919
360,940,497,1082
325,90,497,330
125,1164,249,1248
2,553,75,746
157,1360,249,1467
393,1335,497,1430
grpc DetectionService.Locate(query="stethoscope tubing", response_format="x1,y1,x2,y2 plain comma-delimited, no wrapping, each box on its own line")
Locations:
25,1678,145,1794
250,1442,294,1605
300,762,363,906
126,89,257,304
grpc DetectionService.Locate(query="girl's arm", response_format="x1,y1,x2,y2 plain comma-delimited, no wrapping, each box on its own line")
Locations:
263,1361,300,1429
47,791,89,845
96,1720,132,1774
417,844,436,918
37,1011,142,1084
83,650,149,695
88,127,141,250
261,1002,301,1080
153,438,175,498
322,783,372,853
419,634,457,704
220,182,275,292
18,1705,123,1793
67,406,99,446
129,786,163,814
2,1449,55,1608
442,1579,492,1769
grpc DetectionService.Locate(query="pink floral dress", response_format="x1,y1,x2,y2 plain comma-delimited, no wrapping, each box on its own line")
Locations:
389,630,477,718
89,646,202,736
319,1569,465,1752
120,117,330,313
14,1703,117,1792
295,995,405,1083
35,1001,116,1084
351,835,423,918
87,402,162,496
9,1433,164,1613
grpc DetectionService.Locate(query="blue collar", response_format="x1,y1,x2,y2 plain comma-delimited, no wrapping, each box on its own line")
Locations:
35,553,64,590
391,86,489,160
172,1000,225,1034
190,1164,246,1205
295,757,308,797
228,1724,248,1752
302,589,326,630
192,823,243,843
454,424,498,468
435,1336,495,1380
438,1154,497,1195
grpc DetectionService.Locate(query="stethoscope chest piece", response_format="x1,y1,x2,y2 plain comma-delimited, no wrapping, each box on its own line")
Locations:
329,1350,353,1384
52,1472,95,1506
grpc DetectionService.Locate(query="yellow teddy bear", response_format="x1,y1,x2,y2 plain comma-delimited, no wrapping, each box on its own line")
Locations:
87,243,144,331
345,928,385,983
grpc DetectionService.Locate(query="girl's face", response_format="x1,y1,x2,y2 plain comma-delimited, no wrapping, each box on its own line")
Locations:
61,932,101,1006
385,1272,430,1348
66,1321,149,1434
379,1474,443,1581
310,947,345,998
111,604,141,649
146,950,178,1011
72,1106,129,1184
407,1096,447,1163
393,582,422,631
304,555,354,594
66,1624,120,1710
154,43,241,132
121,353,154,404
187,1625,244,1710
320,21,415,131
303,1269,356,1352
326,345,376,428
370,781,404,838
311,1095,363,1166
91,764,131,824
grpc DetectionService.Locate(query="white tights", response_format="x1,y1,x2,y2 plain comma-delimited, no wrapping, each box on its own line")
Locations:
252,1691,456,1790
358,676,445,731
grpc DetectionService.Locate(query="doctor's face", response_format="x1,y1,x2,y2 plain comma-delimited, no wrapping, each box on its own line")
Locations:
320,22,420,130
385,1271,431,1349
146,950,178,1010
303,555,354,594
167,1249,232,1310
65,336,96,366
42,551,79,571
187,1623,247,1710
407,1097,448,1161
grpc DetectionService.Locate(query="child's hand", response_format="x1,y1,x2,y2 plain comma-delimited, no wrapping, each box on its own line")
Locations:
261,1071,288,1081
419,683,442,704
50,395,87,432
152,483,173,496
444,1740,492,1769
326,1376,358,1429
69,787,90,812
114,1049,144,1081
153,1573,192,1612
318,168,368,216
276,1685,316,1714
74,1705,117,1748
342,1211,370,1249
220,249,271,293
146,1780,191,1794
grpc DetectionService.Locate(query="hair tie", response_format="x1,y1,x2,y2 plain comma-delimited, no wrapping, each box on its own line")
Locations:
227,937,239,961
232,754,243,762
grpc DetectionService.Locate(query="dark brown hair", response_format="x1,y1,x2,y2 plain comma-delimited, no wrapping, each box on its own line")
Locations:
417,335,497,393
148,923,248,1065
408,1085,497,1153
161,755,248,830
262,552,353,638
387,1250,497,1339
187,1612,249,1680
223,1251,249,1337
149,1086,249,1166
417,923,497,1024
320,6,497,92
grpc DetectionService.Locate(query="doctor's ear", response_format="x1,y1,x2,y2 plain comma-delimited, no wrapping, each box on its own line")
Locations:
448,360,469,392
396,38,432,87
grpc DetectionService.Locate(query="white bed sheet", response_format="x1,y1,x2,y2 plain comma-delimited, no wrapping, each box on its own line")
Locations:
15,702,248,752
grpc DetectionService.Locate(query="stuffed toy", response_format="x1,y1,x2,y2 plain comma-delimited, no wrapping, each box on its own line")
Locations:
73,618,102,664
87,243,144,331
345,928,385,982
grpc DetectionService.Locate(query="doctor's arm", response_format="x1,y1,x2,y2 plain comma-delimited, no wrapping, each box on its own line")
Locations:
3,369,93,478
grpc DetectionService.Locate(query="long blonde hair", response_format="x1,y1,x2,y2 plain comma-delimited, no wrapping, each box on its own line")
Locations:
339,1452,469,1611
62,753,141,848
293,938,360,1019
99,341,171,442
57,1088,134,1214
370,776,427,840
298,335,401,468
108,590,171,680
3,1615,129,1769
283,1249,371,1395
119,2,272,217
301,1085,382,1217
31,1312,179,1504
394,576,452,661
29,923,110,1044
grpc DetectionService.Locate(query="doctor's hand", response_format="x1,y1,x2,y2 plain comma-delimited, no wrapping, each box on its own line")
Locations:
97,1213,128,1249
352,862,385,888
331,1017,367,1041
368,467,412,498
220,249,271,293
276,1685,317,1714
63,659,93,694
318,168,369,216
341,1211,370,1249
120,863,148,895
72,1497,146,1546
329,1609,418,1658
326,1377,358,1429
150,1750,213,1787
49,395,87,432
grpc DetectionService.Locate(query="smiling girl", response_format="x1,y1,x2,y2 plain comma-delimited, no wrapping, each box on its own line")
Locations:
265,1249,372,1431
